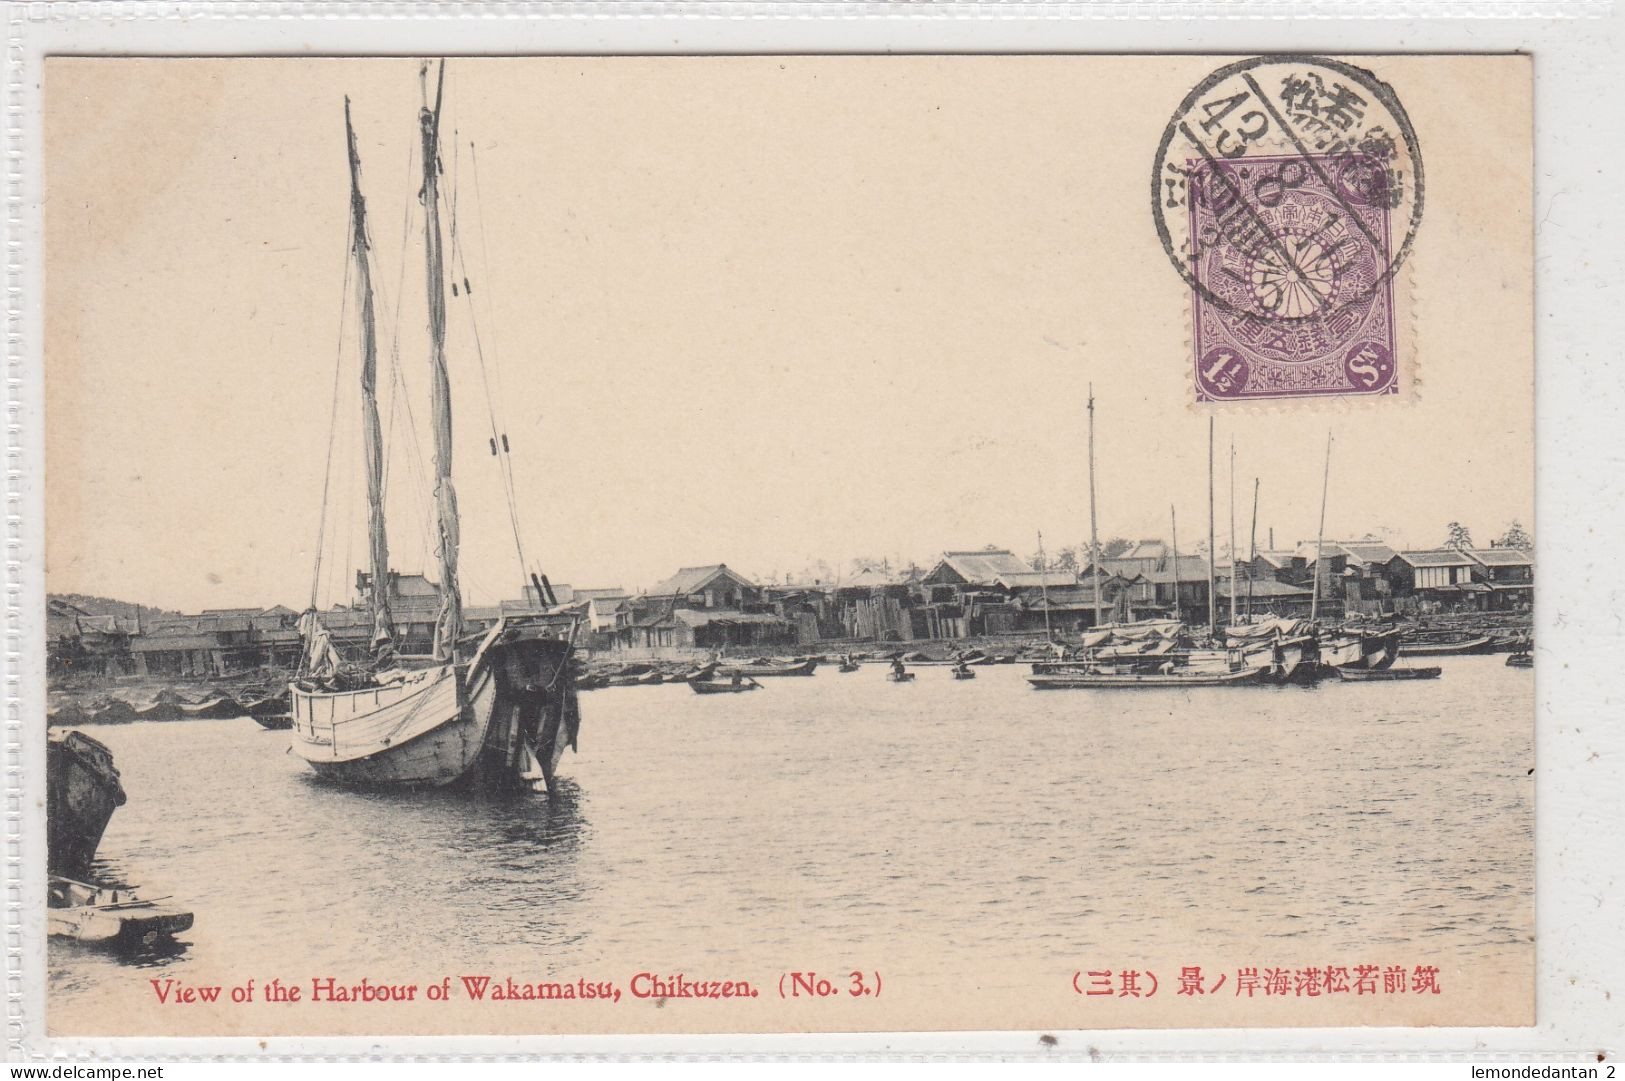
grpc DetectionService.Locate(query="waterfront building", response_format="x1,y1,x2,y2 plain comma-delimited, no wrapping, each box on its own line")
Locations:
1465,548,1534,612
1386,549,1485,613
627,564,792,650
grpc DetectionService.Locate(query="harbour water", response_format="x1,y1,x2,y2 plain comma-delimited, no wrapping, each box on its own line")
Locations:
48,655,1533,1033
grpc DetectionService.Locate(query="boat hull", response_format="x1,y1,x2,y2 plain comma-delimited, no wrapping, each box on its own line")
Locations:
48,901,195,946
717,659,818,677
1398,634,1493,656
47,732,128,877
1336,665,1442,681
47,878,193,946
1029,669,1263,689
689,680,760,694
289,619,580,793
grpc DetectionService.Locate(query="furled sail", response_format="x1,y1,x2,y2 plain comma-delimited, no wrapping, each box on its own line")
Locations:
345,98,396,664
297,611,342,680
419,61,464,661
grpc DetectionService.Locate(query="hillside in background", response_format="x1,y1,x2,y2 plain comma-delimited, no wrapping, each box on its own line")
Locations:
49,593,183,625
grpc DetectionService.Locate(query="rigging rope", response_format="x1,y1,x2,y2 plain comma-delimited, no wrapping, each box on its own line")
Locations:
447,133,534,601
309,204,356,612
378,137,415,506
374,133,438,579
467,140,534,585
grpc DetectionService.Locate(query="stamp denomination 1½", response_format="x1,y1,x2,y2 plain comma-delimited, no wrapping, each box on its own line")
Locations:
1152,57,1424,404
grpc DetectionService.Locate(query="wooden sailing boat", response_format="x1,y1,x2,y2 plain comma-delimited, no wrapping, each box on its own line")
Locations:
289,63,581,793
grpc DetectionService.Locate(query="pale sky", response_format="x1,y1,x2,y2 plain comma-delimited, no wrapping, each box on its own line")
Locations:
45,56,1532,612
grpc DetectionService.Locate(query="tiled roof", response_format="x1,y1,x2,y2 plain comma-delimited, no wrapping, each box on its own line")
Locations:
1467,547,1533,567
995,570,1079,589
1120,540,1168,561
1098,555,1209,584
937,549,1034,584
1336,542,1399,565
645,564,757,598
1398,549,1478,567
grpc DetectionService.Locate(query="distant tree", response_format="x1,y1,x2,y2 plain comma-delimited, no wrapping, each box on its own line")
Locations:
798,559,834,585
1056,547,1079,571
1028,550,1047,571
1444,522,1474,551
1102,537,1131,558
1497,520,1533,549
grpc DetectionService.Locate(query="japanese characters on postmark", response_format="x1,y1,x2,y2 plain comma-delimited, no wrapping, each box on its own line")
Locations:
1152,57,1424,404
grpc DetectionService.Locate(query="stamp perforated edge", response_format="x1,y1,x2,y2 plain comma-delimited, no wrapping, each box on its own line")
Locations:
0,4,1606,1063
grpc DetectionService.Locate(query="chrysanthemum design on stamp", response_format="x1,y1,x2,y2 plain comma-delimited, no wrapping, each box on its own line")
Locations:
1189,152,1397,401
1153,57,1423,404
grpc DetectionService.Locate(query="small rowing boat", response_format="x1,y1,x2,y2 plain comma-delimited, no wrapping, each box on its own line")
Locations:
1028,668,1263,689
888,671,916,682
718,658,818,677
689,679,761,695
1335,666,1442,681
47,877,193,948
1505,653,1533,669
1398,635,1493,656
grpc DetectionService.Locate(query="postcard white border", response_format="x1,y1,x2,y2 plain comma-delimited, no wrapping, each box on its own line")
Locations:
5,0,1622,1062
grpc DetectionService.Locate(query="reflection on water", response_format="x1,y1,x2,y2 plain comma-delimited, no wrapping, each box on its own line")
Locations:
49,655,1532,1013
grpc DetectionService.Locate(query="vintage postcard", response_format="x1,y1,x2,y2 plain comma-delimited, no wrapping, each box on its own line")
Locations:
40,54,1533,1038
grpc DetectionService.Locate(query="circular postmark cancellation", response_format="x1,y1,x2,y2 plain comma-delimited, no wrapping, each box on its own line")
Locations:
1152,56,1423,402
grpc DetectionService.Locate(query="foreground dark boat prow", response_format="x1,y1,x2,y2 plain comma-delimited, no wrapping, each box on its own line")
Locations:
46,731,127,878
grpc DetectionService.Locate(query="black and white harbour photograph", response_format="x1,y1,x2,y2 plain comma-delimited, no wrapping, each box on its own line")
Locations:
41,55,1534,1036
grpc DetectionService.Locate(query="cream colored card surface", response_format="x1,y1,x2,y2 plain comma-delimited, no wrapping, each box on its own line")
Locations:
42,54,1532,1037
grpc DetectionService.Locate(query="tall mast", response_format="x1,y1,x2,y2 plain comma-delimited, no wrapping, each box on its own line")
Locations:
1310,432,1333,623
1169,505,1180,624
1088,386,1104,628
1247,477,1260,621
345,98,395,662
1037,530,1053,642
1228,438,1238,628
420,59,463,660
1207,417,1217,636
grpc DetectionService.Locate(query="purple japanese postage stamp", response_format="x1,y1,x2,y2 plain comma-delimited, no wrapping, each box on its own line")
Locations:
1187,153,1398,400
1152,57,1424,404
